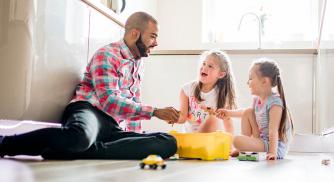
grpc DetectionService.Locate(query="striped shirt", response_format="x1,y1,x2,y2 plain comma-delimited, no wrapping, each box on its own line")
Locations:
252,93,292,142
71,39,154,132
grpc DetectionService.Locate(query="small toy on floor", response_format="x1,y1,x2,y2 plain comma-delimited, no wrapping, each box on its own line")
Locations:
140,155,166,170
237,152,266,161
321,159,330,165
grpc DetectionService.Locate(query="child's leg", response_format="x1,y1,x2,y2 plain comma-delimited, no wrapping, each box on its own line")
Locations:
231,108,263,156
222,117,235,156
233,136,265,152
241,108,260,137
222,117,234,134
198,115,220,133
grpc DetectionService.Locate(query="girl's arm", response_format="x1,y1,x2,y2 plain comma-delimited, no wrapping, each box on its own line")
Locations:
267,105,283,160
178,89,189,123
227,109,244,117
216,109,245,119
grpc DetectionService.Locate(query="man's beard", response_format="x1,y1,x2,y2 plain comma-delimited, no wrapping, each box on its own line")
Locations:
135,34,148,57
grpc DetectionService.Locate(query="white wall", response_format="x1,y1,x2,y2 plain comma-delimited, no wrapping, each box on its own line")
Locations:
141,54,314,134
156,0,203,50
120,0,157,22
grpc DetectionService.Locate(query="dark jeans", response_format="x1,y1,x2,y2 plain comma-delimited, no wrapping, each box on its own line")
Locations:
0,101,177,159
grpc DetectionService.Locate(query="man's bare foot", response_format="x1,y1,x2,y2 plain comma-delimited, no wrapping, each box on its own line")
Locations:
230,150,240,157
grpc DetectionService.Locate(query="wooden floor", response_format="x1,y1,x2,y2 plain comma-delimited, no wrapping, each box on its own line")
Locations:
0,152,333,182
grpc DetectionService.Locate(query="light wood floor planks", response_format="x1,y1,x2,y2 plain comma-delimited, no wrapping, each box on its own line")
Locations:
0,152,333,182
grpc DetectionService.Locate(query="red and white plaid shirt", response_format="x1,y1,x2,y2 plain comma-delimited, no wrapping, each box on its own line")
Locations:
71,40,153,132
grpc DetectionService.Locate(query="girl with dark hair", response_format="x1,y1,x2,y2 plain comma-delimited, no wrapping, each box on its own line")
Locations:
217,58,293,160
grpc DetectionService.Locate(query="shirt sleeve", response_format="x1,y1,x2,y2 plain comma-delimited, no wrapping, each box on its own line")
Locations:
90,50,153,121
267,95,284,110
182,81,196,97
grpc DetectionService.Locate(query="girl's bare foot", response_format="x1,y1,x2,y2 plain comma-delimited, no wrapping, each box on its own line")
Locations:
230,150,240,157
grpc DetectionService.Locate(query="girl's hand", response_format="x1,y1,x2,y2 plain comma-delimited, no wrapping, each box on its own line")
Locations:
177,113,188,124
266,153,277,160
200,105,216,115
216,109,230,120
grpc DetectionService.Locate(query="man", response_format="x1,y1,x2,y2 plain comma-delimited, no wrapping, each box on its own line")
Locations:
0,12,179,159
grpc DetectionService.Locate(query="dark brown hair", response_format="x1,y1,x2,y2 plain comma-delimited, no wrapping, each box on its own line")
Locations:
194,50,237,110
253,58,293,142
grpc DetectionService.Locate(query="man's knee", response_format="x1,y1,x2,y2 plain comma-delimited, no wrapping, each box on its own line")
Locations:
63,126,96,153
153,133,177,158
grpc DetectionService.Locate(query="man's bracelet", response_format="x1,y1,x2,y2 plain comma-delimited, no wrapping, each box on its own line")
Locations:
153,107,158,116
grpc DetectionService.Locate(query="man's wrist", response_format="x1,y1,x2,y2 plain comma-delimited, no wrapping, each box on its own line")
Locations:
152,107,158,117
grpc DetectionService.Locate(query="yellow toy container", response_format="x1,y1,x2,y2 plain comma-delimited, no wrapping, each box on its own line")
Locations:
170,131,232,160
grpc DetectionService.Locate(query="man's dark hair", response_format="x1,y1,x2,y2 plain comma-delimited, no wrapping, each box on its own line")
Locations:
125,12,158,33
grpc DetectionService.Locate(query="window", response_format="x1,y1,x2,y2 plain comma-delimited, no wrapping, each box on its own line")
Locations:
202,0,318,48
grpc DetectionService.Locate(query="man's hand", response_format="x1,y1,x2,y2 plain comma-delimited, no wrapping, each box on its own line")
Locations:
153,107,180,124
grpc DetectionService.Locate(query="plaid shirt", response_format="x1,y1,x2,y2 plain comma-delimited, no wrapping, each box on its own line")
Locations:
71,40,153,132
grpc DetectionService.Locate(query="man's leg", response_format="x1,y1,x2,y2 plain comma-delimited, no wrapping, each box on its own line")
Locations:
100,131,177,159
42,131,177,160
0,102,104,157
40,101,177,160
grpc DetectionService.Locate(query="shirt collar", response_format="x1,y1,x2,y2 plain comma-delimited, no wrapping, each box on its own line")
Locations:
119,39,140,61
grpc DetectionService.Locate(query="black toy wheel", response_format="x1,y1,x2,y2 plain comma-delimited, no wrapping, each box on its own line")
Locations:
140,162,145,169
149,164,158,169
161,164,166,169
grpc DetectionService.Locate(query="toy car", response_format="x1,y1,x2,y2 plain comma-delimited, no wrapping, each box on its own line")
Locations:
237,152,266,161
140,155,166,169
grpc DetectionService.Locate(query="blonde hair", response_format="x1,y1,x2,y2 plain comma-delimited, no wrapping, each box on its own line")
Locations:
252,58,293,142
194,50,237,109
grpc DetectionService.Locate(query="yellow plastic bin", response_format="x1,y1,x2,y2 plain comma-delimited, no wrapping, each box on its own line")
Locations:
170,131,232,160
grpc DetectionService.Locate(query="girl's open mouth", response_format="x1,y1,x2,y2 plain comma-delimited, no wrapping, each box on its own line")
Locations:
201,72,208,77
